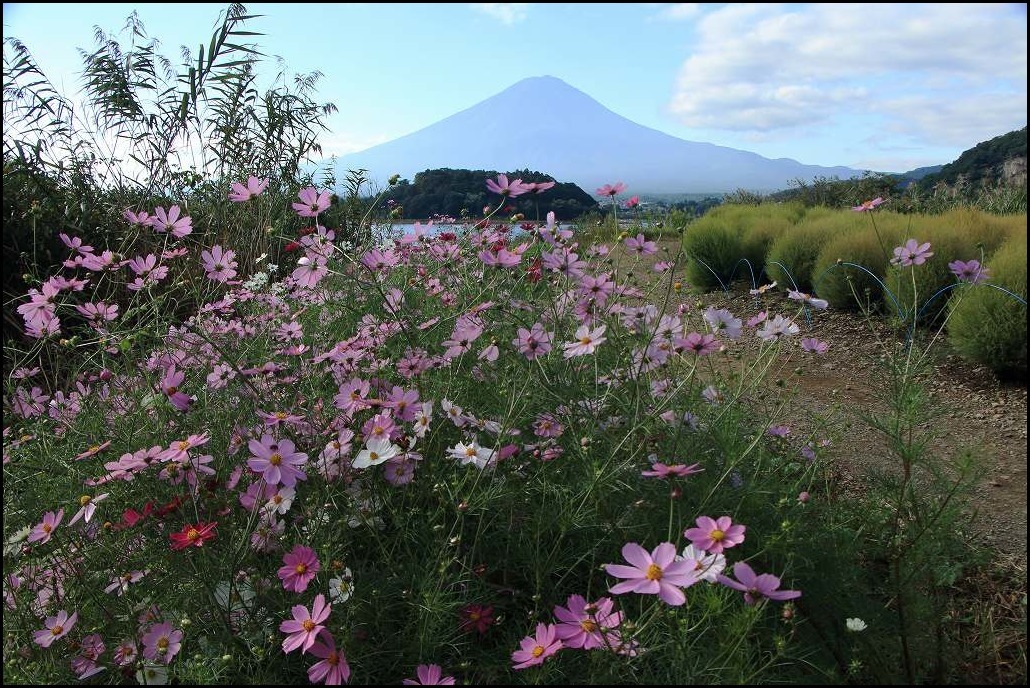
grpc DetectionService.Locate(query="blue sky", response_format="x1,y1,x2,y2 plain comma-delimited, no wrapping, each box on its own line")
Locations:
4,2,1027,173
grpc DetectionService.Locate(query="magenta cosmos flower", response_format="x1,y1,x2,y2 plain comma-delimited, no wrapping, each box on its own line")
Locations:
511,622,562,670
307,630,351,685
33,609,77,647
684,515,746,555
247,435,308,488
279,544,321,593
624,233,657,256
641,462,704,479
717,561,801,605
228,175,269,202
891,239,934,267
281,594,332,654
605,541,699,606
403,664,456,685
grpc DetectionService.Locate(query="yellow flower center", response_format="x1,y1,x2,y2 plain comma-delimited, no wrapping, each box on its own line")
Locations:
51,625,63,636
645,563,663,581
326,651,339,666
295,563,307,575
579,336,593,345
79,495,92,506
269,453,282,466
710,529,725,542
302,619,315,632
166,386,178,395
580,619,598,633
369,452,379,462
276,411,287,420
531,645,545,658
187,528,200,541
42,524,52,533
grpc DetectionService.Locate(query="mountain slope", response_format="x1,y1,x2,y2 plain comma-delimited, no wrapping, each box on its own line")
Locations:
326,76,864,195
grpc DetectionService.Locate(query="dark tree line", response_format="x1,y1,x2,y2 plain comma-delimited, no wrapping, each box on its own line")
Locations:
381,168,598,221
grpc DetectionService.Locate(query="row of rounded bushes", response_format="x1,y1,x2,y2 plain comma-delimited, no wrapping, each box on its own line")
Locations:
680,204,1027,378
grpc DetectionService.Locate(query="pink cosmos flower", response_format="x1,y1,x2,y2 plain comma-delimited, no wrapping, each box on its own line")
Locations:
33,609,77,647
675,332,722,356
801,337,830,354
757,314,800,342
293,187,332,218
28,509,64,544
142,621,184,664
201,245,239,283
949,259,990,283
307,630,351,685
624,233,657,256
852,197,885,212
149,205,192,239
624,195,640,208
281,593,332,654
169,521,218,551
74,302,119,328
403,664,456,685
160,365,193,412
641,462,704,479
596,182,626,197
717,561,801,605
552,594,622,650
513,323,553,360
703,306,743,339
247,435,308,488
787,290,829,310
891,239,934,267
605,541,699,606
71,633,106,679
279,544,321,593
123,208,152,226
486,174,529,199
524,180,556,195
511,622,563,670
229,176,269,202
562,324,607,358
683,515,746,554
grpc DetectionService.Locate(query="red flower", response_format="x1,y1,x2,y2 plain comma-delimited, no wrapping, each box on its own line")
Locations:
284,241,301,252
169,521,217,551
458,603,495,635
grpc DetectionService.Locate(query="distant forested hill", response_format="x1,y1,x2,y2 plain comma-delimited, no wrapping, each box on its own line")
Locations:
383,168,598,221
916,127,1027,191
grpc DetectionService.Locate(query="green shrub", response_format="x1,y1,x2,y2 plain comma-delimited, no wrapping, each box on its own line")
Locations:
947,237,1028,378
811,212,906,311
682,210,746,290
765,222,837,293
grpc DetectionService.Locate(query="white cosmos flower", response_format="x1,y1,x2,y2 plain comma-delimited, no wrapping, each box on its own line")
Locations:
352,436,401,469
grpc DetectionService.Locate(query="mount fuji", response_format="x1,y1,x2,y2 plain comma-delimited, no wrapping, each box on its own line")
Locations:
326,75,865,195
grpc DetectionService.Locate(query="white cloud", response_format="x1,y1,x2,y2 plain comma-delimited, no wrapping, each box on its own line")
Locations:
470,3,530,26
667,3,1028,146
